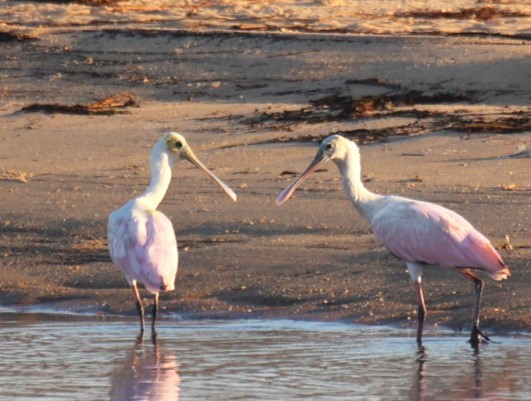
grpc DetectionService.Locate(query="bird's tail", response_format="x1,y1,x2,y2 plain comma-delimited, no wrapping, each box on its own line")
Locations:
161,280,175,292
469,232,510,281
488,261,510,281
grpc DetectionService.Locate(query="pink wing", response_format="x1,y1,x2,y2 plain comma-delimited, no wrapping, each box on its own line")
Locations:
108,208,178,294
371,197,509,280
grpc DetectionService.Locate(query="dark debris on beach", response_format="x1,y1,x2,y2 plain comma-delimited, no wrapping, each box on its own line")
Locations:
395,6,529,21
0,31,37,42
18,93,137,115
247,89,530,144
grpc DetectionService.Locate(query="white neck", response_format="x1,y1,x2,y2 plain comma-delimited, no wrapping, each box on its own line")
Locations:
137,146,173,210
334,143,383,222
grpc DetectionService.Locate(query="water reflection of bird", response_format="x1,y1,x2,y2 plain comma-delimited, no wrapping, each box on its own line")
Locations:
276,135,510,346
411,346,427,401
410,346,480,400
108,132,237,334
109,337,180,401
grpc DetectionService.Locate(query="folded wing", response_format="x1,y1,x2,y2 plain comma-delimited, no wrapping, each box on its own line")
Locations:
371,198,508,280
109,208,178,293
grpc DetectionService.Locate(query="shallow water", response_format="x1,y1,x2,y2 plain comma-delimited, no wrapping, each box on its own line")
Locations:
1,313,530,401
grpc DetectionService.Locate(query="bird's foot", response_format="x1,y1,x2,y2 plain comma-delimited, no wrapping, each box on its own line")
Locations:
469,325,491,347
151,330,158,345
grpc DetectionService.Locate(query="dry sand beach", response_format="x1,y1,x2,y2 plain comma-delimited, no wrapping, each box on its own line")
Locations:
0,1,530,335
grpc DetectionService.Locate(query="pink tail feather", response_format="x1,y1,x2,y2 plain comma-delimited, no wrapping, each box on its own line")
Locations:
488,261,510,281
479,242,510,281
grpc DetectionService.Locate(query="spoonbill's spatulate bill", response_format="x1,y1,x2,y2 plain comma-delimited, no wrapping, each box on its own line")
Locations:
108,132,237,335
276,134,510,347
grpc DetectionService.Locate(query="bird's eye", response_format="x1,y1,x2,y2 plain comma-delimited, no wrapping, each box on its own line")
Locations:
175,141,183,149
326,143,333,150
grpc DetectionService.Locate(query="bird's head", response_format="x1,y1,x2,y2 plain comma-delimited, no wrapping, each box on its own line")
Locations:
162,132,237,202
165,132,189,157
317,134,352,161
276,134,355,206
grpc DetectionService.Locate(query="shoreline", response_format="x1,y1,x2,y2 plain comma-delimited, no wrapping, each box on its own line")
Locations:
1,303,530,338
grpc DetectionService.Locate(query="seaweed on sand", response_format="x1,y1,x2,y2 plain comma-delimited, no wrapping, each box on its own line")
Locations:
18,93,137,115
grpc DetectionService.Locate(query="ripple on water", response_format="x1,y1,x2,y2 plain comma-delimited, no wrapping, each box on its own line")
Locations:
0,313,530,401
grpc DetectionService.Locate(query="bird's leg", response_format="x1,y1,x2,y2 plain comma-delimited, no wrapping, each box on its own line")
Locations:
151,292,159,334
414,281,427,346
461,269,490,347
407,263,427,346
131,280,145,334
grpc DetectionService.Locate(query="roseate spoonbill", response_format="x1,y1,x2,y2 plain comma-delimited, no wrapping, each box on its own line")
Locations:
108,132,237,334
276,135,510,346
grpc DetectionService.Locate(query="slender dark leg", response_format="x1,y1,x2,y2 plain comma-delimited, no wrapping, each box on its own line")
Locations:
461,269,491,347
131,281,145,334
413,281,427,346
151,292,159,334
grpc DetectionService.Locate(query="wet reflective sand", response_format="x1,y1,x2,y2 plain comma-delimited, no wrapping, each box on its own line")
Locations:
1,313,530,401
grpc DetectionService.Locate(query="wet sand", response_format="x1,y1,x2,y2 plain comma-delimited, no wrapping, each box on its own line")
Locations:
0,3,530,335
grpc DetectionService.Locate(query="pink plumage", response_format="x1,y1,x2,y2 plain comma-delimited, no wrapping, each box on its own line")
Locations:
107,132,236,335
276,134,509,346
371,196,509,280
108,200,178,294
